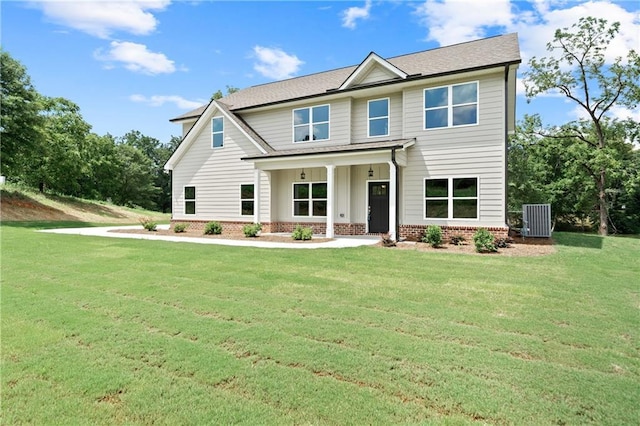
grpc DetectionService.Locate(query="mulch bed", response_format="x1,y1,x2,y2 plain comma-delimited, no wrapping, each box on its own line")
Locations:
110,227,555,255
380,237,555,256
109,227,333,243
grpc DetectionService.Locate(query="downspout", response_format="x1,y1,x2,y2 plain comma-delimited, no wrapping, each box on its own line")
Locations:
503,64,510,229
391,147,400,240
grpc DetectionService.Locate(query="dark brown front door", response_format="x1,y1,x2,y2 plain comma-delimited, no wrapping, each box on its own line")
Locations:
368,181,389,233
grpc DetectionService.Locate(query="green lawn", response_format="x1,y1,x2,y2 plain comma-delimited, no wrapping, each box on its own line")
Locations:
2,222,639,425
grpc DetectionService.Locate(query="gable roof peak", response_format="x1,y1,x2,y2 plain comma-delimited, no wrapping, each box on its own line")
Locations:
337,50,409,90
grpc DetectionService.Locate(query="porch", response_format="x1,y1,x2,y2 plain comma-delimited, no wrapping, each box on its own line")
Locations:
242,139,415,239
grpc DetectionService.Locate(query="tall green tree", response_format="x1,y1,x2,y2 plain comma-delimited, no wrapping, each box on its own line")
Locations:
27,97,92,195
0,50,43,179
523,17,640,235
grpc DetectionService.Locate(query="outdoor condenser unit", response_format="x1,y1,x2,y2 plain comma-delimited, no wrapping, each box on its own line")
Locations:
522,204,552,237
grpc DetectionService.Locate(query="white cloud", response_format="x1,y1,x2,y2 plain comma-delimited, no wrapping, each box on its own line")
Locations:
510,1,640,64
252,46,304,80
341,0,372,29
413,0,639,65
130,94,204,109
95,41,176,75
32,0,170,38
413,0,514,45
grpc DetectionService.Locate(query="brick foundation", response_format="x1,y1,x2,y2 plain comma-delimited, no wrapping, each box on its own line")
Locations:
399,224,509,241
170,219,272,235
171,219,508,241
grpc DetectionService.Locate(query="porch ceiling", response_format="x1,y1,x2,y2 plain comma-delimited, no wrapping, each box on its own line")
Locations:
242,138,415,170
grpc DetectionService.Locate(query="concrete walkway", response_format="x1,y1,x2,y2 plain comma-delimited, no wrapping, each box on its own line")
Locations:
40,225,380,249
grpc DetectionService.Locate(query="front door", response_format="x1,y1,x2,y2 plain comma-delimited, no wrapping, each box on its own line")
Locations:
368,181,389,233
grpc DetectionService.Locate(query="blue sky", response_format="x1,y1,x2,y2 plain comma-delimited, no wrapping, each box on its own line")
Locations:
3,0,639,144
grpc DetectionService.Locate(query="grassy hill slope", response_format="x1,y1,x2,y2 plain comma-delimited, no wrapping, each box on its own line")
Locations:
0,184,169,223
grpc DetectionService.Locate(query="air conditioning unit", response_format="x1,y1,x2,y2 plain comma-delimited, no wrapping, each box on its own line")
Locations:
522,204,552,237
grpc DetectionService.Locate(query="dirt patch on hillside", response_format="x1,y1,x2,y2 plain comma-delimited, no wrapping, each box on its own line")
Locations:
0,188,167,223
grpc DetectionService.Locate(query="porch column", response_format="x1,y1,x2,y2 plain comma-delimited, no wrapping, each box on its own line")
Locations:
253,168,261,224
326,165,335,238
388,161,397,240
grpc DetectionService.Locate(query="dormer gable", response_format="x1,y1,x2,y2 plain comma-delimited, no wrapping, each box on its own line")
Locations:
337,52,409,90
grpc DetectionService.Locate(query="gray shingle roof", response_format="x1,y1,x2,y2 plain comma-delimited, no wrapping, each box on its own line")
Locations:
171,33,520,122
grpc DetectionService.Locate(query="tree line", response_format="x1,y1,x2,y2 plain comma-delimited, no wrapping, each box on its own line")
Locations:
1,50,179,212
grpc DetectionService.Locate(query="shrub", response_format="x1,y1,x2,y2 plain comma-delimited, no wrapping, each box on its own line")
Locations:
450,234,466,246
173,223,188,233
292,224,313,241
139,217,157,231
243,223,262,237
495,237,513,248
422,225,443,248
203,221,222,235
473,228,497,252
381,233,397,247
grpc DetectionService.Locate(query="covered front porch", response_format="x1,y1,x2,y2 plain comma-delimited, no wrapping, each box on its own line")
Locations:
242,139,415,239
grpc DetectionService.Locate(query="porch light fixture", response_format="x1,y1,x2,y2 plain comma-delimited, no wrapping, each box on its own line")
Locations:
368,165,374,178
300,169,306,180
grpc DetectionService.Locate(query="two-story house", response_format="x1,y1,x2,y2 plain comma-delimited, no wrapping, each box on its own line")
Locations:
164,33,521,240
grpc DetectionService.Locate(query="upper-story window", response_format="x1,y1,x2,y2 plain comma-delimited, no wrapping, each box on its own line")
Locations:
293,105,329,143
368,98,389,137
424,81,478,129
212,116,224,148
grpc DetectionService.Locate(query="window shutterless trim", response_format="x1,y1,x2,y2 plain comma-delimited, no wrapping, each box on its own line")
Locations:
184,185,196,215
240,183,254,216
367,97,390,138
292,104,330,143
424,176,479,220
423,81,479,130
212,116,224,149
292,181,327,218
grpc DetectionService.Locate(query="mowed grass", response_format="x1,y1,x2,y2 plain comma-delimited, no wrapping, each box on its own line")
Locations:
2,223,639,425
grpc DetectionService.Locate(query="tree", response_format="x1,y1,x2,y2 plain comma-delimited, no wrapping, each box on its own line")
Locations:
509,117,640,233
211,85,240,101
0,50,43,179
523,17,640,235
27,97,92,195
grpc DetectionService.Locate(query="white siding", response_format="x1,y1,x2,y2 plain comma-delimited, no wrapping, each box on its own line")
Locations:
401,73,506,227
171,119,270,222
360,66,395,85
242,98,352,149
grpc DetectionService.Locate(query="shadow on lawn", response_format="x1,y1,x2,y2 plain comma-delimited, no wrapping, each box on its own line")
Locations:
554,232,604,249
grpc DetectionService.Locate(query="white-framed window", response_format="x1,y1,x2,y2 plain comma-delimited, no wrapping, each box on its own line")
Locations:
212,116,224,148
368,98,389,137
424,81,478,129
240,184,254,216
293,182,327,217
184,186,196,215
424,177,478,219
293,105,329,143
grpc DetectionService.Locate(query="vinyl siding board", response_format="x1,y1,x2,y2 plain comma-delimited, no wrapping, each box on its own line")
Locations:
242,99,352,150
400,72,506,227
172,120,270,221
